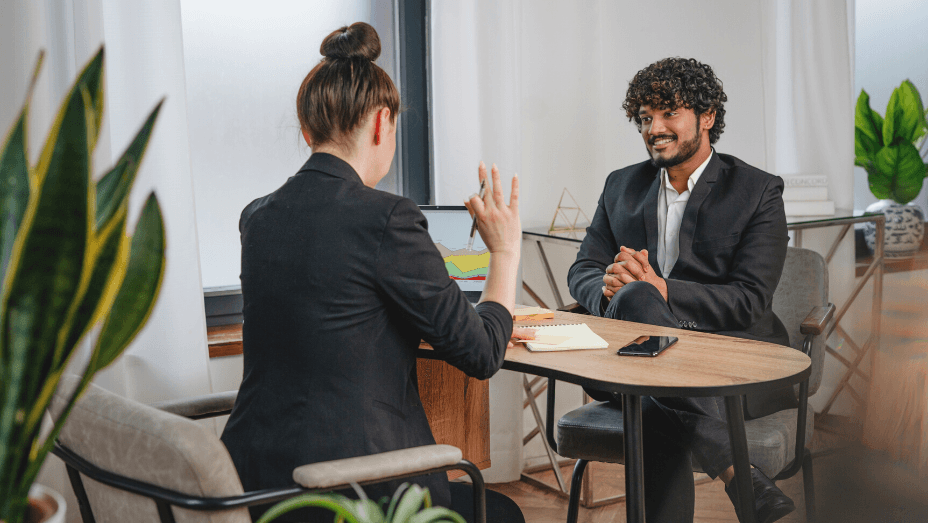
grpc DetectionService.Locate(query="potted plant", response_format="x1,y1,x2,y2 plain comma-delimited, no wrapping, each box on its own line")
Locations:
256,482,466,523
855,79,928,257
0,48,165,523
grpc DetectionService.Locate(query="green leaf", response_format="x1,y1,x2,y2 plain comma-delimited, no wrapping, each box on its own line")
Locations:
254,494,363,523
393,485,429,523
870,142,926,204
1,86,91,422
883,80,926,145
73,48,105,151
0,51,43,324
91,194,165,372
0,56,93,515
386,483,411,521
855,90,884,159
95,100,163,229
407,507,467,523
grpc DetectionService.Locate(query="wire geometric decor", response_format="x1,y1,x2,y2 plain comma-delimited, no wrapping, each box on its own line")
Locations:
548,188,591,239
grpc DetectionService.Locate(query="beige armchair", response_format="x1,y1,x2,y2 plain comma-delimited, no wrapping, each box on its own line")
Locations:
49,375,485,523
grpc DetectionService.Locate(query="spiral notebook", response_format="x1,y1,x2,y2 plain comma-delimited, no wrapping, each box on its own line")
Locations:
525,323,610,352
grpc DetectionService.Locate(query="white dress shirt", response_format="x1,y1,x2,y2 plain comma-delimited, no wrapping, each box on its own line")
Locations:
657,152,713,276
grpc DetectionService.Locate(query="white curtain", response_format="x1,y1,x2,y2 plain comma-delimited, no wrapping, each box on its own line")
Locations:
1,0,212,400
761,0,858,414
431,0,525,482
761,0,855,211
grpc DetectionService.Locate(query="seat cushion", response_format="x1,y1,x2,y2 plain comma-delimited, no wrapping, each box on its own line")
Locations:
556,400,814,477
557,401,626,463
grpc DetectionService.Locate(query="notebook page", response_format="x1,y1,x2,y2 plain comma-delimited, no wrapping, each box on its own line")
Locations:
525,323,611,352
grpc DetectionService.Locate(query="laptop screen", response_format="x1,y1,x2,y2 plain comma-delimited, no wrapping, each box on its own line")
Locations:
418,205,488,302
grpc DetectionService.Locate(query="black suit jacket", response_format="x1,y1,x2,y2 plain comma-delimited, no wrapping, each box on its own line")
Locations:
220,153,512,510
568,153,794,418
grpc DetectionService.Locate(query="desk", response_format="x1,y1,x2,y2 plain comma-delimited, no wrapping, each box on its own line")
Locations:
206,324,491,479
523,209,884,417
460,309,812,523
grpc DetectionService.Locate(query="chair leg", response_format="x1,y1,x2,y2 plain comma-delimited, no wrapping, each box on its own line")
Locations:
566,459,588,523
802,449,815,522
459,460,487,523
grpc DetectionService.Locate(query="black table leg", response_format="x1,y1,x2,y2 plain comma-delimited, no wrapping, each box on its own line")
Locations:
724,395,756,523
622,393,645,523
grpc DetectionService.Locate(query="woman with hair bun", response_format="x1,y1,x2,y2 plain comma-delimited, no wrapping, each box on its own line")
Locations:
220,22,525,522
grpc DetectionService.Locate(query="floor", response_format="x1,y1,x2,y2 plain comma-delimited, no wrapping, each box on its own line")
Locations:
483,415,928,522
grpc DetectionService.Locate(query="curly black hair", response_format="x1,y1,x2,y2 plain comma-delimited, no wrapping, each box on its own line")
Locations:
622,57,727,144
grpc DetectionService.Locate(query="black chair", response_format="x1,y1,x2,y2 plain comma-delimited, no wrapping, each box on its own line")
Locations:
544,246,834,522
49,374,486,523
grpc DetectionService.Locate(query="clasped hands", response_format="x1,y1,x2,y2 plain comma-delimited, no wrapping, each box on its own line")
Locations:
602,246,668,302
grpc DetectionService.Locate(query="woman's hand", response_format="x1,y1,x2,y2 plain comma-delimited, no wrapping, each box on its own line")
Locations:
507,327,537,349
464,162,521,315
464,162,520,256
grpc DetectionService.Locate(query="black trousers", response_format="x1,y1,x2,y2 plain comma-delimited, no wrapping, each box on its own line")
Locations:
588,281,736,523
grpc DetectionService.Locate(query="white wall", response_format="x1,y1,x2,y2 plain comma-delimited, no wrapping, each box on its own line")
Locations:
854,0,928,213
182,0,386,289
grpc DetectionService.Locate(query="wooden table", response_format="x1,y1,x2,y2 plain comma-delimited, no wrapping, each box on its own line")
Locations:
206,324,491,479
480,310,812,523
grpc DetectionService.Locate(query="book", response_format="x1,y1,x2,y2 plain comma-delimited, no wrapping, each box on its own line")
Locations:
784,200,835,217
782,175,828,188
782,186,829,201
524,323,610,352
513,306,555,322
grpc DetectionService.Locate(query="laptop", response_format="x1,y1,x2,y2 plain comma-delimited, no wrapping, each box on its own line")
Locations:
418,205,488,304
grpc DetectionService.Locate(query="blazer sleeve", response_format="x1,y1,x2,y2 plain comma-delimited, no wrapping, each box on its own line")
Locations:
374,198,511,379
568,177,619,316
665,176,789,331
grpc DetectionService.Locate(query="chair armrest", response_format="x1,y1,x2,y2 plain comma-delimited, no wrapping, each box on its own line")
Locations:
558,302,591,315
292,444,463,489
799,303,835,336
150,390,237,420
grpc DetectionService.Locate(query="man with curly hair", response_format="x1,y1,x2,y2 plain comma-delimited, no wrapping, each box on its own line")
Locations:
568,57,795,523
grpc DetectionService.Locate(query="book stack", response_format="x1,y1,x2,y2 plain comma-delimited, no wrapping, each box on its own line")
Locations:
780,175,835,217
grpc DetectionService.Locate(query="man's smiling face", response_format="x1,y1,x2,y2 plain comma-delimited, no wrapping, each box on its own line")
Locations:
638,104,703,169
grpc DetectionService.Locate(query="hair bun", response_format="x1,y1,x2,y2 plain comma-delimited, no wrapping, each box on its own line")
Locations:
321,22,381,61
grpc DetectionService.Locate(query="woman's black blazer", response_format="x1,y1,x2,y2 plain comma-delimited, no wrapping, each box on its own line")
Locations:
220,153,512,508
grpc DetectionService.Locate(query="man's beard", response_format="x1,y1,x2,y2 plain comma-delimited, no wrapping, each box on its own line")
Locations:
648,121,702,169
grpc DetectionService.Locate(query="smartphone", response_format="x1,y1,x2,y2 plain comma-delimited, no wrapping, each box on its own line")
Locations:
617,336,678,357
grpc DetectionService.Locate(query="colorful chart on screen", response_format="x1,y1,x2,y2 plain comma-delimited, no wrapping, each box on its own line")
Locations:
422,209,489,292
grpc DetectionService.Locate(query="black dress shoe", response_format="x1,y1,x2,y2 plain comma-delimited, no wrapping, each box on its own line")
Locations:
724,466,796,523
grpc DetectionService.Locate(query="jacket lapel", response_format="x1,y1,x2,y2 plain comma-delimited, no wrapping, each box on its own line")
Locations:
643,171,662,277
675,153,722,271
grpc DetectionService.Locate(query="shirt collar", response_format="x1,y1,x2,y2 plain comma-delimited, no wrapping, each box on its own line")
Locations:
297,152,364,185
660,150,714,194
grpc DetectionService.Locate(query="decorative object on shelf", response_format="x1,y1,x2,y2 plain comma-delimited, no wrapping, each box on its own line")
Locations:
856,79,928,257
256,482,465,523
548,188,590,238
862,199,925,257
0,49,165,523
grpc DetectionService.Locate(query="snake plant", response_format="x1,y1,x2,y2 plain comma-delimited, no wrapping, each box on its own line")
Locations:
0,48,165,522
257,482,466,523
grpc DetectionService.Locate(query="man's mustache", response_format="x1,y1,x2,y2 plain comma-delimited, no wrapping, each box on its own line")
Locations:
649,134,677,145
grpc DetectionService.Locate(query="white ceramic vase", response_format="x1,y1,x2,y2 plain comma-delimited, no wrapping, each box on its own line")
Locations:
862,199,925,258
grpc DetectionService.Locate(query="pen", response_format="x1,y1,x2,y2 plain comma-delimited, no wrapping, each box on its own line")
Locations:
466,179,487,251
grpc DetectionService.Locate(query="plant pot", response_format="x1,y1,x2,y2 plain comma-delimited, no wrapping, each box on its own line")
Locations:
25,485,65,523
862,199,925,258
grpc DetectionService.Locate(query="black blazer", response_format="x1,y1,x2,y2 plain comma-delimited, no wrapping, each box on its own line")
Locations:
220,153,512,509
568,153,794,418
